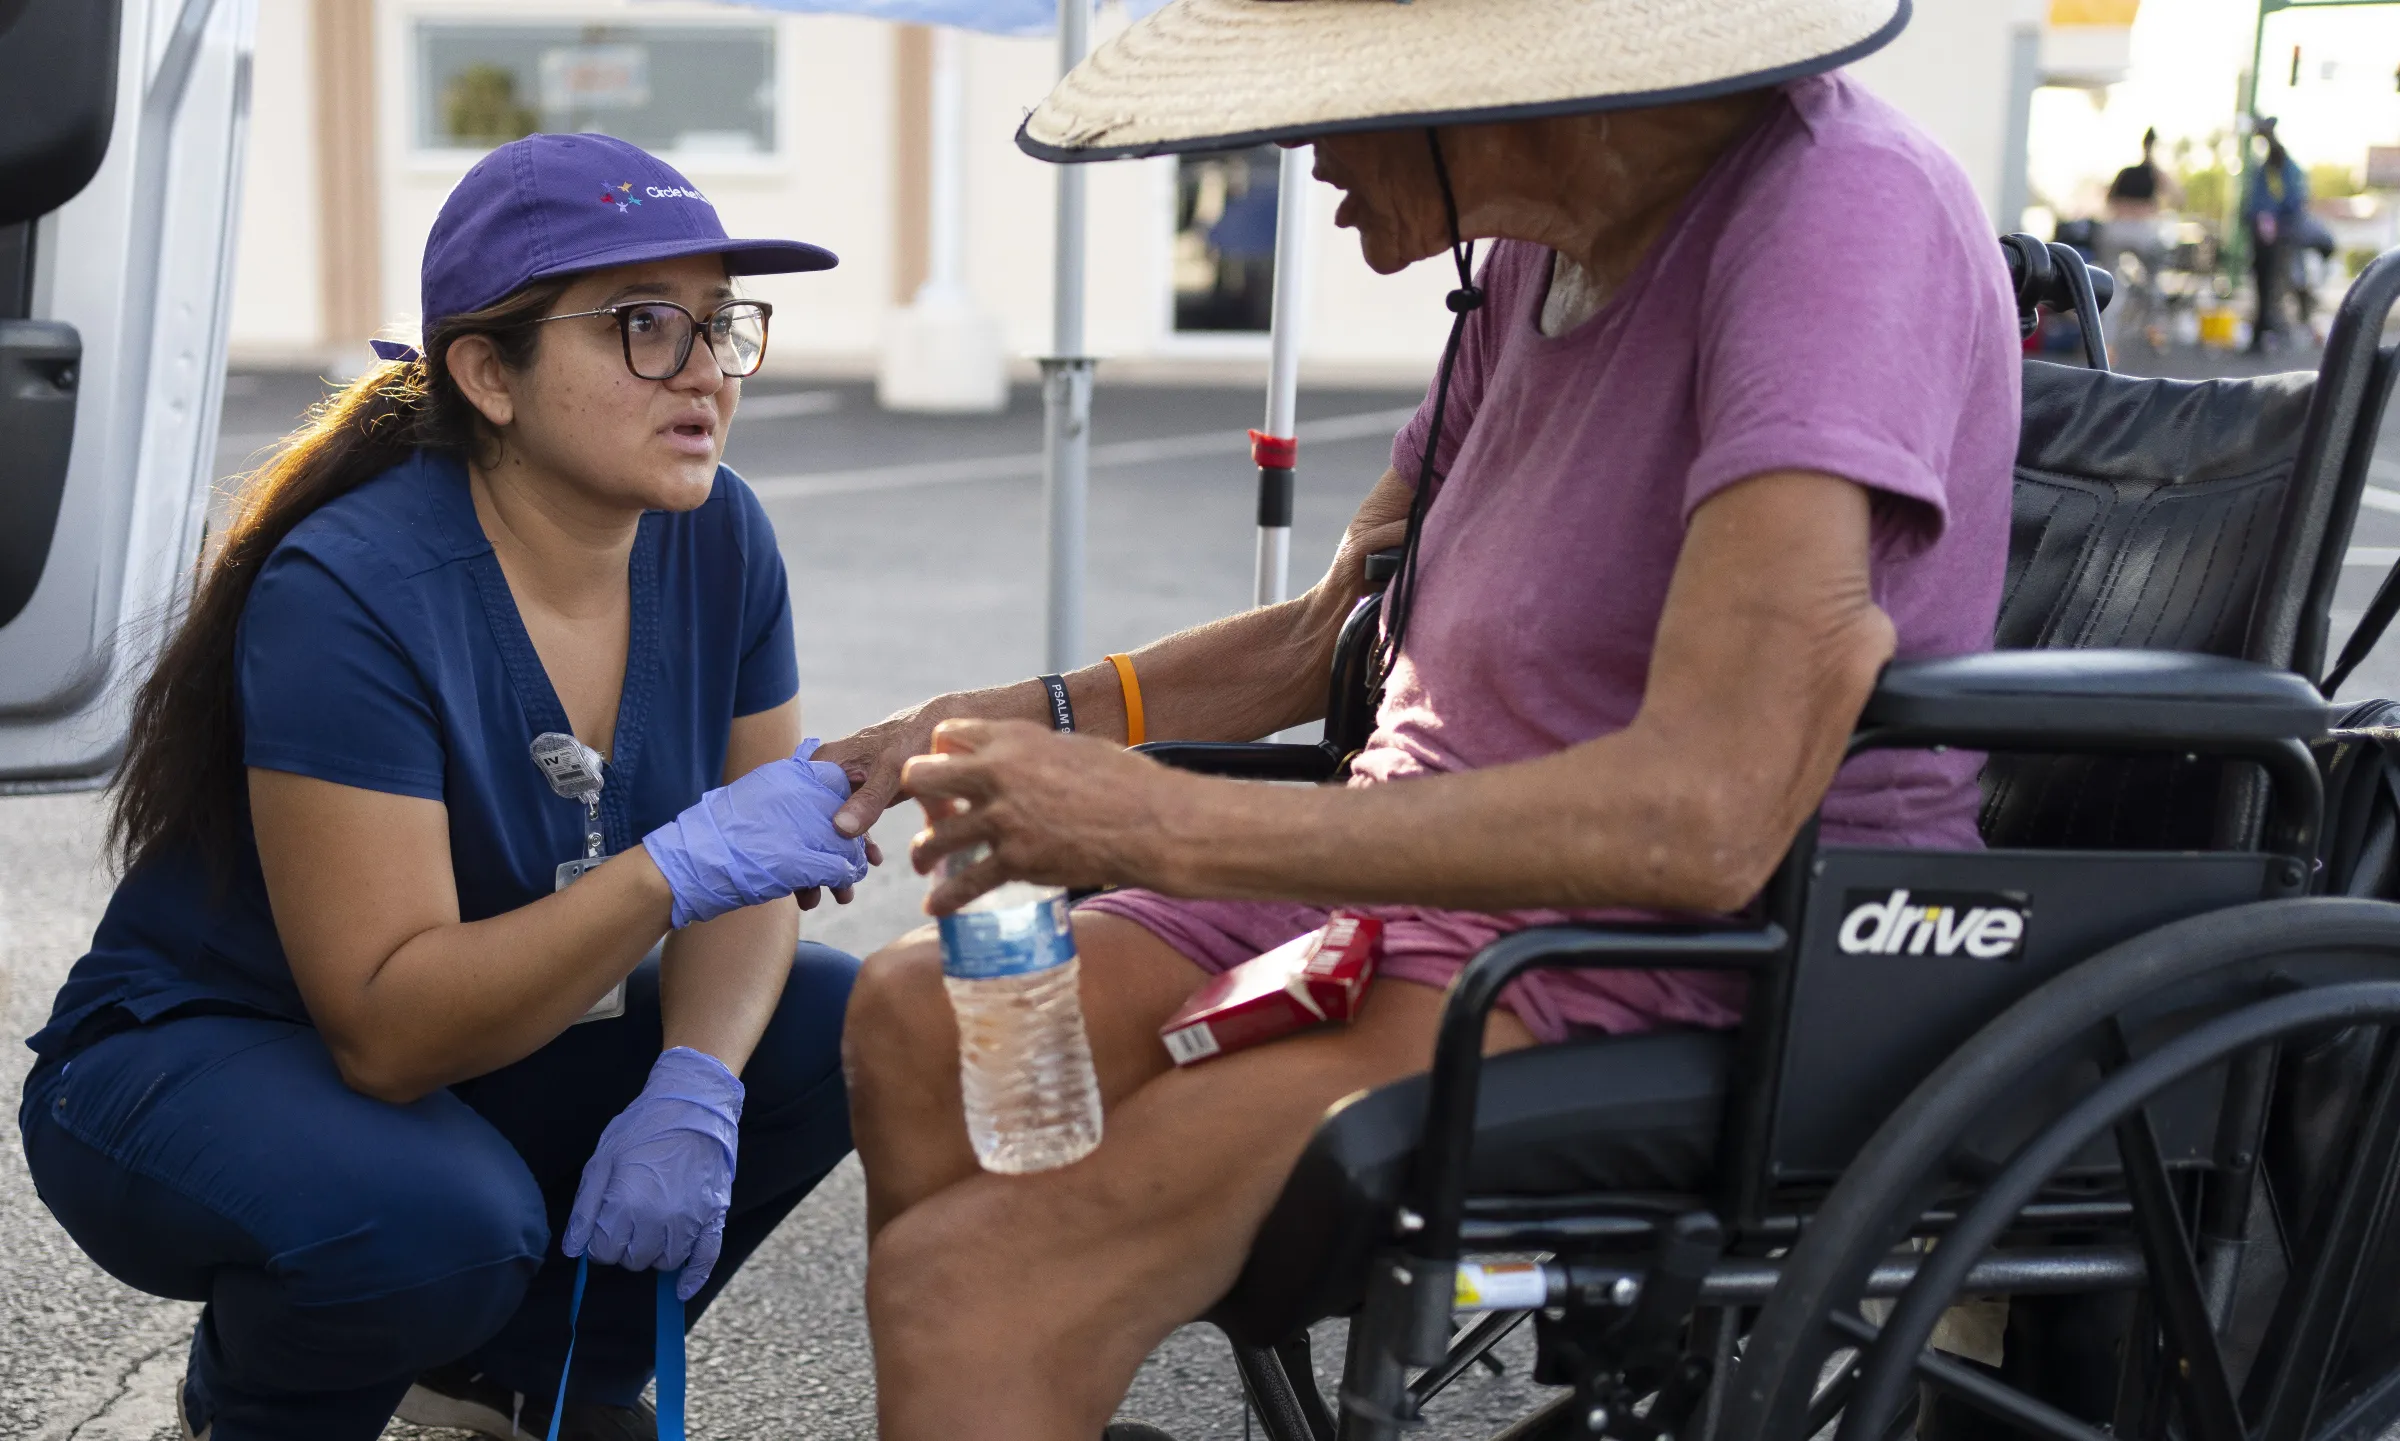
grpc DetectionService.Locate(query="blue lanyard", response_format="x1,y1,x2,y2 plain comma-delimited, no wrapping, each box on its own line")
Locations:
545,1257,686,1441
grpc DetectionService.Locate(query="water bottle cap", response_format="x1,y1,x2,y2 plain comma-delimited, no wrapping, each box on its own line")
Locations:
938,842,995,881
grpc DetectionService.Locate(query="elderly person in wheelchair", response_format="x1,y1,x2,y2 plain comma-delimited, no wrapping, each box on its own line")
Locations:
823,0,2003,1428
828,2,2400,1439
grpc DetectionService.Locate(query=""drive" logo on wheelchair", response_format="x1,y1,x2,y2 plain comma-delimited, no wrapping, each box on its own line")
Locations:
1836,888,2029,959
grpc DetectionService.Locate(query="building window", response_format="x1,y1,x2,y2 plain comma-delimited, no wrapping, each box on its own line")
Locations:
416,24,777,157
1173,146,1279,333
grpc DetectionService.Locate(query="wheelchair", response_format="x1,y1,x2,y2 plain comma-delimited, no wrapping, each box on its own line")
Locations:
1129,236,2400,1441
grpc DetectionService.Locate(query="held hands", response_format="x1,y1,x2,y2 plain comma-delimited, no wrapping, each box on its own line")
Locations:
562,1046,742,1302
816,695,973,842
642,739,873,929
819,473,1411,845
905,719,1190,914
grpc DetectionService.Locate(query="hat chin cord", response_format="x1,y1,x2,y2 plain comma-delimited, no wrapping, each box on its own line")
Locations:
1372,127,1484,691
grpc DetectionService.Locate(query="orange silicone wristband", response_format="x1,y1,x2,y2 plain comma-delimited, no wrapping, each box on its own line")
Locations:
1107,653,1145,747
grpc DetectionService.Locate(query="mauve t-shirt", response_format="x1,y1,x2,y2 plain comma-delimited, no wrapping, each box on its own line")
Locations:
1085,73,2020,1042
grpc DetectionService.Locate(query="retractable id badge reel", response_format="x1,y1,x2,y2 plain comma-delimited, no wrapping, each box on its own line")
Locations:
531,732,626,1023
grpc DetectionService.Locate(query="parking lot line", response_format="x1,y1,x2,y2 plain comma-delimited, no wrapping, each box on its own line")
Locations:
747,406,1418,501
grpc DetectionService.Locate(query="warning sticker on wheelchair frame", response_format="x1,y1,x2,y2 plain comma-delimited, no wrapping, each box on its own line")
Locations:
1836,889,2028,960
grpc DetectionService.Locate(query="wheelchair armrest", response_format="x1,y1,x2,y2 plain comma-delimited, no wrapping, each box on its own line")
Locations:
1859,650,2330,747
1137,740,1340,783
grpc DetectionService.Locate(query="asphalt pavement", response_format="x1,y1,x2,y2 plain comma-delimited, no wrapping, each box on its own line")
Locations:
11,340,2400,1441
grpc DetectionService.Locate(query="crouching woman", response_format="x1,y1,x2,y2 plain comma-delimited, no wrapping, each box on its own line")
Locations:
19,133,870,1441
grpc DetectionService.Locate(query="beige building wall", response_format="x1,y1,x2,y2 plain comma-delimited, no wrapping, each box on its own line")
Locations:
958,32,1060,363
1850,0,2016,223
227,0,325,360
225,0,2016,379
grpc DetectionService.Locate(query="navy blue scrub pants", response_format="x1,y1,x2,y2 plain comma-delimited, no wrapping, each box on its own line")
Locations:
18,944,857,1441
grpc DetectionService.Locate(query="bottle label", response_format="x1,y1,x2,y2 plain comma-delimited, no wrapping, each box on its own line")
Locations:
939,892,1077,979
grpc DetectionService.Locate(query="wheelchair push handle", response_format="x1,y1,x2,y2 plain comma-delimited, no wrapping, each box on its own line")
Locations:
2001,233,2115,319
2002,233,2114,370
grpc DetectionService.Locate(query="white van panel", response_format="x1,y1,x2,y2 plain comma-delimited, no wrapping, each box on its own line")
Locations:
0,0,256,786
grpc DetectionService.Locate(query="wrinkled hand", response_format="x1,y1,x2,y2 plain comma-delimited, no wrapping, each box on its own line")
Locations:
814,699,957,843
642,738,872,929
562,1047,741,1302
905,718,1192,913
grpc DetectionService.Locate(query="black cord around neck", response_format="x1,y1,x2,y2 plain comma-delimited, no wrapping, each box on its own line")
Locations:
1372,128,1483,692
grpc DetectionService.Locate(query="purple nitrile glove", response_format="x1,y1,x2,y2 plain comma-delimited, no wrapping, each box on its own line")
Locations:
642,738,872,929
562,1047,743,1302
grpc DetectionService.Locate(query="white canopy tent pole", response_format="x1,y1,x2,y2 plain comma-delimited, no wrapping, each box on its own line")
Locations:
1040,0,1094,672
1251,143,1313,609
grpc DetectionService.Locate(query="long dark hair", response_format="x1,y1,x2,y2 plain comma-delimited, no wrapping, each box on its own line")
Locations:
109,277,573,876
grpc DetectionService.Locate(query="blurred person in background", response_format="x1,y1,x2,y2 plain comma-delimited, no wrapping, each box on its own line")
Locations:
17,134,873,1441
2101,128,2184,352
2106,127,2182,217
2246,118,2311,351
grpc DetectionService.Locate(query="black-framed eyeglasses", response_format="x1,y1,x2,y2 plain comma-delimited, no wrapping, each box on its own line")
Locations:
535,298,773,381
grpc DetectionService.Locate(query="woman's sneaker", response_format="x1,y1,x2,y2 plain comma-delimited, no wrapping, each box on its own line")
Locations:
545,1398,658,1441
398,1361,657,1441
175,1365,211,1441
396,1362,530,1438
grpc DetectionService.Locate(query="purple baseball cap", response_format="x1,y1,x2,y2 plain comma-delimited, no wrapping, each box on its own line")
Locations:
401,133,836,354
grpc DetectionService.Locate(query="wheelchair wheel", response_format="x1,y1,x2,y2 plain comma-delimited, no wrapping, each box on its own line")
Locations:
1722,898,2400,1441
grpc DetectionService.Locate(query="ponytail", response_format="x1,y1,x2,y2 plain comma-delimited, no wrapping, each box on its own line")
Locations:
109,277,572,877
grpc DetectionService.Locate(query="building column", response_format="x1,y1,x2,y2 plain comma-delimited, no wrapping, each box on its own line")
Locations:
313,0,382,365
876,26,1005,413
892,25,932,306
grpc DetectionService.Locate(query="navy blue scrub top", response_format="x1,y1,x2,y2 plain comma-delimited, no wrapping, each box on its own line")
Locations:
30,449,798,1057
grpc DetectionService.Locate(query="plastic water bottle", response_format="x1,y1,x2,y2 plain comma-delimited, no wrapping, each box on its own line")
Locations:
936,851,1103,1173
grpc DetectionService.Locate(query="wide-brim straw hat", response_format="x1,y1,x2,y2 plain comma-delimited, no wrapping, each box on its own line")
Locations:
1019,0,1910,162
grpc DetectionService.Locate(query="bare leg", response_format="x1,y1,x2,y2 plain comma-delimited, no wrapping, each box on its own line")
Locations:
856,932,1535,1441
843,912,1209,1236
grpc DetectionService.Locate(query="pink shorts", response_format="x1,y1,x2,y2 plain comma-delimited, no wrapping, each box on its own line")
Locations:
1076,890,1746,1044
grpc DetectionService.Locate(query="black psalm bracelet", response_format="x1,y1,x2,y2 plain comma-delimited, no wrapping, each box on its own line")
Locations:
1036,673,1076,733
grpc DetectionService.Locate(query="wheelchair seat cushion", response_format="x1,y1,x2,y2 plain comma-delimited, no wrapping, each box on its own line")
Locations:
1208,1029,1730,1348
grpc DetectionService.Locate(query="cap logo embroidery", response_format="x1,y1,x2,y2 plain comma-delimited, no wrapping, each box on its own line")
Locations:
597,179,708,212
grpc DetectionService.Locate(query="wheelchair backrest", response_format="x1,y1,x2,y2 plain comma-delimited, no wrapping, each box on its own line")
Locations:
1981,365,2316,849
1979,254,2400,855
2001,364,2314,655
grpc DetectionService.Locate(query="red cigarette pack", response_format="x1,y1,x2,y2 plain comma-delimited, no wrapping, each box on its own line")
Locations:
1158,913,1383,1066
